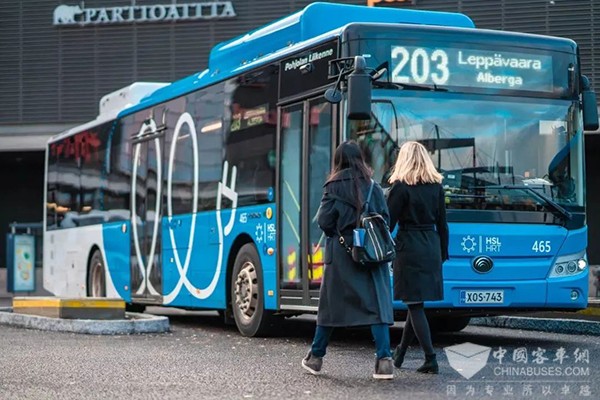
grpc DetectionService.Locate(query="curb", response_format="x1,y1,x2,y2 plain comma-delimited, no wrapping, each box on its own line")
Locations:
578,307,600,317
580,299,600,316
0,307,170,335
471,316,600,336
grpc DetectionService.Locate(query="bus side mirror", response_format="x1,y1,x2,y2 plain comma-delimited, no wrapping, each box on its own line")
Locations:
581,75,599,131
347,56,372,120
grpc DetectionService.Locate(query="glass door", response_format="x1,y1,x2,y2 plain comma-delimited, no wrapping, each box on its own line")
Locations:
279,104,303,292
307,100,333,290
278,98,334,308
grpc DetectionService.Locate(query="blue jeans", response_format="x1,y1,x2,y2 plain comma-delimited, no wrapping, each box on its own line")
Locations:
311,324,391,359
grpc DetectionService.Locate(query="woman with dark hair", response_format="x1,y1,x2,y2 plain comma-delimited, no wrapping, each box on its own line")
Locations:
301,141,394,380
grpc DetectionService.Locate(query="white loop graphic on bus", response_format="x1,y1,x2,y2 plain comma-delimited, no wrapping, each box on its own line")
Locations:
131,119,161,296
162,112,237,304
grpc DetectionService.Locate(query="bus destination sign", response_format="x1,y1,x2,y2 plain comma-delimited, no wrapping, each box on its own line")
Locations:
390,45,554,92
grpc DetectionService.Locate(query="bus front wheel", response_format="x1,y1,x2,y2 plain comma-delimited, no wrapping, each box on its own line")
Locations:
231,243,277,337
87,249,106,298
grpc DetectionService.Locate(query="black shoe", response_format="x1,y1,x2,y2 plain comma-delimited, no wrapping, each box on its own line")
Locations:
417,353,439,374
392,345,407,369
301,350,323,375
373,357,394,380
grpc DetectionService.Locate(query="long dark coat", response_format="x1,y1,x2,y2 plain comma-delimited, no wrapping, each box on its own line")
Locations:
387,181,449,302
316,169,394,327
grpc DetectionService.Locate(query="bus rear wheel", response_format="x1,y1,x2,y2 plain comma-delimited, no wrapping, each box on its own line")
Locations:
231,243,277,337
87,249,106,298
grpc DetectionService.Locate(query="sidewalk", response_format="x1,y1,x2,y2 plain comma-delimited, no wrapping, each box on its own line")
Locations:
470,298,600,335
578,297,600,318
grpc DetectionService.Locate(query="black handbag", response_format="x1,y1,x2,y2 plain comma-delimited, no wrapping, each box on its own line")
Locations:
337,181,396,266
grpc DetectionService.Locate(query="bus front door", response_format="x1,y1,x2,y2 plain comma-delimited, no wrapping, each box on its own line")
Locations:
130,134,163,304
278,98,335,310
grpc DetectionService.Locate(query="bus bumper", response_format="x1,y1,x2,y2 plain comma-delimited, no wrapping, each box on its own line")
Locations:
392,271,589,311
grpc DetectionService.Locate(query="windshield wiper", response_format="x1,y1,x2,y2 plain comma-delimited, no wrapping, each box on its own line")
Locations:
478,184,572,222
446,193,492,199
372,80,448,92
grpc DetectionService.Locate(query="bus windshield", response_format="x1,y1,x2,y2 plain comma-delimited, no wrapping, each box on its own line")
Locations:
349,91,585,214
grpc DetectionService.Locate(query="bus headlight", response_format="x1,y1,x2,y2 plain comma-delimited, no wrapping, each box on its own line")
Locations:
555,264,565,275
549,252,587,278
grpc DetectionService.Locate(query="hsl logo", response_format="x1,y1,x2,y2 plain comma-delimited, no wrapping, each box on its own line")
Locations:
445,342,492,379
367,0,417,7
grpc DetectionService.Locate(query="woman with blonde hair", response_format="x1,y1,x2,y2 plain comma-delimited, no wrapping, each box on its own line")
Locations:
386,141,449,374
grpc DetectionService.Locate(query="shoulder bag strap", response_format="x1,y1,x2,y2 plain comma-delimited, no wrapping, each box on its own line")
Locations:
362,180,375,212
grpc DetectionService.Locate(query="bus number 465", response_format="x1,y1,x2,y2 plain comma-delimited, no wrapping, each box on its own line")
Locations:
532,240,551,253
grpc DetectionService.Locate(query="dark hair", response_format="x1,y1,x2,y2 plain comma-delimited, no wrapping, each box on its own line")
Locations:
327,140,373,213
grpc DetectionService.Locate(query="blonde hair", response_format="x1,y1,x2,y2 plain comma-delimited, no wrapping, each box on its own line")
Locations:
388,141,443,185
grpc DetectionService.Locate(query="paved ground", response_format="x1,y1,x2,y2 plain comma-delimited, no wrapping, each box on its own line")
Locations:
0,307,598,400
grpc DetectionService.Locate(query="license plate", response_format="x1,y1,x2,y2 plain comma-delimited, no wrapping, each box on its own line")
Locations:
460,290,504,304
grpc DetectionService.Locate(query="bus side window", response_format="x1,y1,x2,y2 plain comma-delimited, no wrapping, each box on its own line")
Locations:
224,65,278,206
190,85,226,212
46,144,58,230
54,136,81,228
105,122,130,221
165,98,200,214
78,126,107,225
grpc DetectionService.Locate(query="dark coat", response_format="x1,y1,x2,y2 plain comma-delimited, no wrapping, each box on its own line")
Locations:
387,181,449,302
316,169,394,327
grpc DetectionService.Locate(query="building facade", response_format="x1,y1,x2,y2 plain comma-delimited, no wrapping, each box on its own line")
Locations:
1,0,600,265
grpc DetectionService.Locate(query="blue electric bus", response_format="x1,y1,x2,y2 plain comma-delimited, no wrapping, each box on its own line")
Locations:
44,2,598,336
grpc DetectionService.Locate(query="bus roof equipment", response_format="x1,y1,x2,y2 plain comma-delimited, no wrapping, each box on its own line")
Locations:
99,82,168,118
49,82,167,143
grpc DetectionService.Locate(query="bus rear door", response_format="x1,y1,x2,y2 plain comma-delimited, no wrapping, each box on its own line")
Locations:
130,126,163,304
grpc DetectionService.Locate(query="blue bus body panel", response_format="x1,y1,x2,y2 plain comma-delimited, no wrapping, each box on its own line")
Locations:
392,223,588,310
446,223,568,281
546,227,589,307
119,2,474,118
102,221,132,302
162,204,278,310
162,212,224,308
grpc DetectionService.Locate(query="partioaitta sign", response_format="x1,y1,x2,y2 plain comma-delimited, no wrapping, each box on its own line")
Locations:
53,1,236,26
